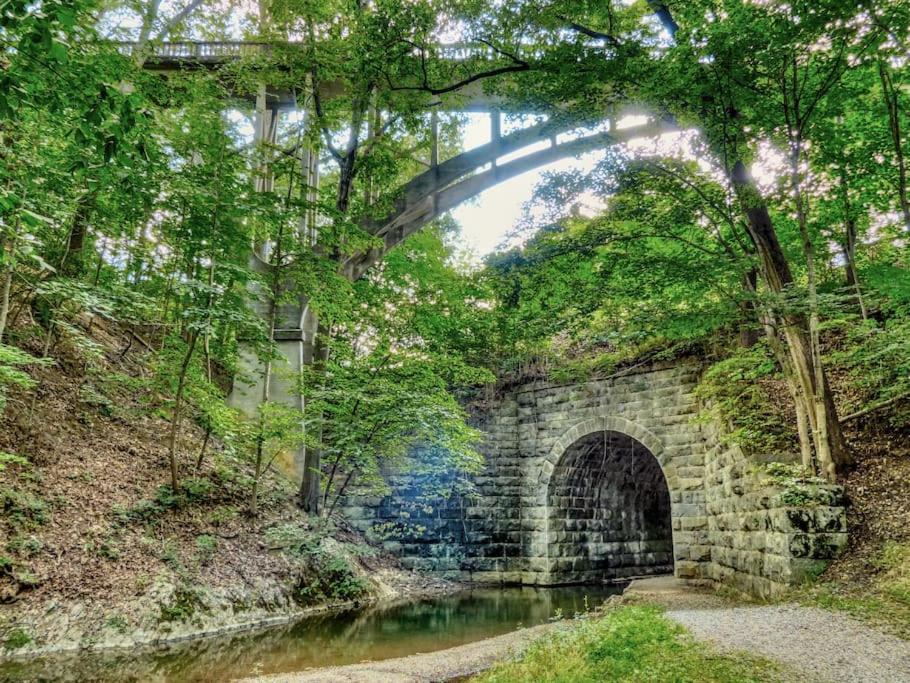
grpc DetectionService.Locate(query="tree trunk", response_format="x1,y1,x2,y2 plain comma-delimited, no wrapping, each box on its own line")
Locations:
731,161,851,476
167,331,199,492
738,268,760,348
298,323,330,514
838,169,868,320
61,194,93,278
789,138,836,480
134,0,162,67
879,60,910,232
0,262,12,345
0,236,14,344
195,427,211,472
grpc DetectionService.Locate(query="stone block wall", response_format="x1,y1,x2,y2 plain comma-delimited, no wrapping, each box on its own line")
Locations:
341,361,847,597
700,423,847,597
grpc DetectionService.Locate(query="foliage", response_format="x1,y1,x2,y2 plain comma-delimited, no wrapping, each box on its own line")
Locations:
195,535,218,565
292,549,369,604
0,344,50,412
158,584,208,624
0,487,48,529
265,524,369,603
802,542,910,639
695,344,797,455
761,462,831,507
477,605,784,683
833,318,910,426
0,451,28,472
2,628,32,651
112,480,214,527
483,160,749,376
303,226,492,514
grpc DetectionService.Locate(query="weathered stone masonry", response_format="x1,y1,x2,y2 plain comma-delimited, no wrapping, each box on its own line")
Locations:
341,362,847,598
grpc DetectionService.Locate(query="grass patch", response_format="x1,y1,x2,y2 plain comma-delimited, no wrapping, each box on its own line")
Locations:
3,627,32,651
475,605,784,683
800,541,910,639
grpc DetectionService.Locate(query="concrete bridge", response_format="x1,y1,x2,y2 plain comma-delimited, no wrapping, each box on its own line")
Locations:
128,42,670,440
341,362,848,598
125,41,666,283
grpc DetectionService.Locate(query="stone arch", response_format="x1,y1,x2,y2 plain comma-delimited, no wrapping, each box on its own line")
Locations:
539,415,668,485
536,416,678,584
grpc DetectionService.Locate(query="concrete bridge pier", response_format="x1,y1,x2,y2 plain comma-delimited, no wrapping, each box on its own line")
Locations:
228,297,318,480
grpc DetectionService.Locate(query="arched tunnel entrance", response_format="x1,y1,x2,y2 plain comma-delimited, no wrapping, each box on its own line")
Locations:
546,430,674,584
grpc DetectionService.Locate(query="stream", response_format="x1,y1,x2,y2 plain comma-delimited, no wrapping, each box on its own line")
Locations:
0,584,626,682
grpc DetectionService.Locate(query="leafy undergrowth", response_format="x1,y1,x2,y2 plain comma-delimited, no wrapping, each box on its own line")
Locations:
474,605,784,683
0,319,393,651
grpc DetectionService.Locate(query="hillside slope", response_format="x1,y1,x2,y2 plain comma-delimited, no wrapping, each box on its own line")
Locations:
0,320,444,655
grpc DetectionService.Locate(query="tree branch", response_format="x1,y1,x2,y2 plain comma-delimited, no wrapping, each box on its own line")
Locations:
558,16,622,47
842,391,910,423
385,39,530,96
154,0,206,41
646,1,680,37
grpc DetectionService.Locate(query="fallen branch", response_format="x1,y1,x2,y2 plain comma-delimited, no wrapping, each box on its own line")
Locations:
841,391,910,423
128,328,155,352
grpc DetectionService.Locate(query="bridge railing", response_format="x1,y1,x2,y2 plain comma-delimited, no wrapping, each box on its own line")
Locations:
115,41,273,61
115,41,515,64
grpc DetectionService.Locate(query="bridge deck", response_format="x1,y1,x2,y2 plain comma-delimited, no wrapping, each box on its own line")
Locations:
121,41,509,110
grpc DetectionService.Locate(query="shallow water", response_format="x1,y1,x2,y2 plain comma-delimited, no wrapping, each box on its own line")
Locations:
0,584,625,682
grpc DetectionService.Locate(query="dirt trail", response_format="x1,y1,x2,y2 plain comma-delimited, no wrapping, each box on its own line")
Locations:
668,604,910,683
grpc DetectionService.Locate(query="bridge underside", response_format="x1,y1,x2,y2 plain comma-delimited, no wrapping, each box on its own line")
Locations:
547,430,673,584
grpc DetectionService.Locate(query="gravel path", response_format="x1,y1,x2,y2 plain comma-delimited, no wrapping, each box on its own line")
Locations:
240,622,557,682
667,604,910,683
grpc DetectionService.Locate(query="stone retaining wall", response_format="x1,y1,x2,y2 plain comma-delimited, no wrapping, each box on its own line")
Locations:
341,361,847,597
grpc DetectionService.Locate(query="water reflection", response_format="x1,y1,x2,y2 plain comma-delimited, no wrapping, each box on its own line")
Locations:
0,584,625,682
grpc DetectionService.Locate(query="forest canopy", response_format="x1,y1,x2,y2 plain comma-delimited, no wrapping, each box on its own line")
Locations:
1,0,909,519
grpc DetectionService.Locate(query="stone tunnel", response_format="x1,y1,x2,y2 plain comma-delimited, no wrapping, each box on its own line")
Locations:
341,362,848,598
547,430,673,584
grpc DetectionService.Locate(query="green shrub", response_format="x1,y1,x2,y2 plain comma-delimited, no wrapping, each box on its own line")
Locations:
181,477,214,502
0,451,28,472
78,382,117,417
113,478,216,528
695,343,796,454
105,614,129,633
264,524,321,556
112,499,161,526
195,534,217,565
3,627,32,651
158,538,183,572
207,505,238,526
98,536,121,560
761,462,830,507
267,526,369,604
1,487,48,529
159,584,207,624
833,318,910,427
6,534,43,557
0,343,50,413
